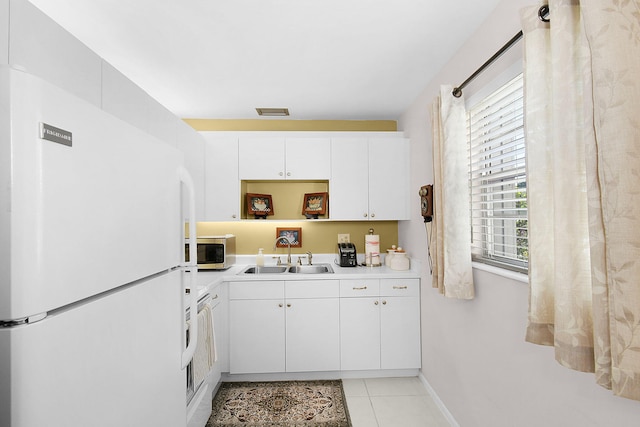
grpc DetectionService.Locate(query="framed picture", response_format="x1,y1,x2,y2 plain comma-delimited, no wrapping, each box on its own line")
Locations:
247,193,274,216
302,192,328,215
275,227,302,248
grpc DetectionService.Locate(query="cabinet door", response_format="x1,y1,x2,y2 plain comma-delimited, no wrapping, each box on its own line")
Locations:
368,138,410,220
330,138,369,220
229,299,285,373
380,296,421,369
286,298,340,372
285,138,331,179
203,134,240,220
340,297,381,371
238,137,286,179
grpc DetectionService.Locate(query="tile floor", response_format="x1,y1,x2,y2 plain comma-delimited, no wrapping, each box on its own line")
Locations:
343,377,451,427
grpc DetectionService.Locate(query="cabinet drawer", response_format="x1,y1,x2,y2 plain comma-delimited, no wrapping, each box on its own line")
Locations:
380,279,420,297
209,289,223,309
340,279,380,297
286,280,339,299
208,281,227,307
229,281,284,300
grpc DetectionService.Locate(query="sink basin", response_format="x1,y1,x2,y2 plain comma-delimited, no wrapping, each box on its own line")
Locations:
242,266,288,274
287,264,334,274
240,264,334,275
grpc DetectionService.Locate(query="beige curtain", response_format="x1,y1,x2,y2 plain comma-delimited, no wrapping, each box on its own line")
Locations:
523,0,640,400
430,85,475,300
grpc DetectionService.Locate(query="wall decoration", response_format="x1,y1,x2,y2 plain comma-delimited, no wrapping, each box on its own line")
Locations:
247,193,274,219
275,227,302,248
302,192,328,218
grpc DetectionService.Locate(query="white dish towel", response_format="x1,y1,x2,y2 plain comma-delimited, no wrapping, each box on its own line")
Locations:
191,303,216,387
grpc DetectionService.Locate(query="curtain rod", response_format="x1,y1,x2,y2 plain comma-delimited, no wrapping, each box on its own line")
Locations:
452,5,550,98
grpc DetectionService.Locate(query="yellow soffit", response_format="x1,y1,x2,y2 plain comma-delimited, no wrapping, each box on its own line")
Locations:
183,119,397,132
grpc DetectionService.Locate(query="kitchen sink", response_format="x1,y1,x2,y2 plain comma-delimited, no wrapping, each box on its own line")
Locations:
242,266,288,274
287,264,334,274
240,264,334,274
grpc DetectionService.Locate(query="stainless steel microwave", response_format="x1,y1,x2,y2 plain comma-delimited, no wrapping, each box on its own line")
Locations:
185,235,236,270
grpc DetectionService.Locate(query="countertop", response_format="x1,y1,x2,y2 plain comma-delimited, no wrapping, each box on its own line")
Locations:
193,254,421,292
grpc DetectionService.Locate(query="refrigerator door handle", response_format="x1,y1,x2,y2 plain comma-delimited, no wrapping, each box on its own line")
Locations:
179,166,198,369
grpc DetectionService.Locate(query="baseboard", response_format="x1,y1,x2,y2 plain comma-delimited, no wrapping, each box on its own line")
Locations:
221,369,420,383
417,373,459,427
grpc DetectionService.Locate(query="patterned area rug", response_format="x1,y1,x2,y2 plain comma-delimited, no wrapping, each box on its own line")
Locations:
207,380,352,427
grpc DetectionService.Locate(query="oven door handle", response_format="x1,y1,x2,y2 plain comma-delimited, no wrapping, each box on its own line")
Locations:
179,166,198,369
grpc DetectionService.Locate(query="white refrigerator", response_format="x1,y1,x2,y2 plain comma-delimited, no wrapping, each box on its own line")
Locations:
0,66,200,426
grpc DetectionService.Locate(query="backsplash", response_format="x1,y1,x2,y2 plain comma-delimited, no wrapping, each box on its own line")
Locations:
194,221,399,255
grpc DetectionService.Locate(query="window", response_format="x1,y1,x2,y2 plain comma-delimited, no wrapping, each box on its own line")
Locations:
467,73,528,272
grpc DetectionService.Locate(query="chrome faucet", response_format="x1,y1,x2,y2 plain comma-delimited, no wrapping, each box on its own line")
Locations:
306,251,313,265
273,236,292,266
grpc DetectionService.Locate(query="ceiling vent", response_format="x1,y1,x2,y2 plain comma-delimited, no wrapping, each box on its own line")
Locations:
256,108,290,117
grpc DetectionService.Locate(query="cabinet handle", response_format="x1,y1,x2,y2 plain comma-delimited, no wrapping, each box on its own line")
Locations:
278,303,283,307
279,171,284,176
371,213,376,218
363,213,368,218
382,300,387,305
232,214,237,218
287,303,292,308
287,172,291,177
374,300,379,305
393,286,408,290
211,294,219,300
353,286,368,290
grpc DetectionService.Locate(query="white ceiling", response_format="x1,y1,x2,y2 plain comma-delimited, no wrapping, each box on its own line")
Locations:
28,0,502,120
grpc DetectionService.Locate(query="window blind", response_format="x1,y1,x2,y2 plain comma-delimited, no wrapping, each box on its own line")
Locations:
467,73,528,271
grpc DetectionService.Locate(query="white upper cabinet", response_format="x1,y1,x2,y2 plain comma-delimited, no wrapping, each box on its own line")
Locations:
283,137,331,179
330,138,370,219
238,137,285,179
203,133,240,221
239,136,331,180
196,131,410,221
368,138,410,220
331,136,410,220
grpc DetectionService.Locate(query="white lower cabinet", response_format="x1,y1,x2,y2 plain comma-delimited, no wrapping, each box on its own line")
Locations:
230,298,285,374
285,297,340,372
229,280,340,374
340,297,381,370
228,277,420,375
379,294,421,369
340,278,421,371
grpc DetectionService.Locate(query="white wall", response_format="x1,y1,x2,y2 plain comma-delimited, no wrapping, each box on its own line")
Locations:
398,0,640,425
